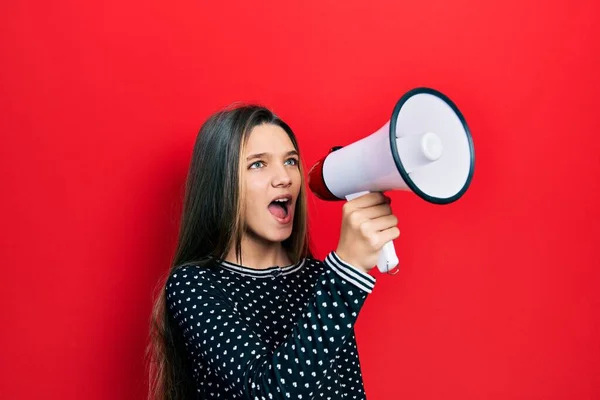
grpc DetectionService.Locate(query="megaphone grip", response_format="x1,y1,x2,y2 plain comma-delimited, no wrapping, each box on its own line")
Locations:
378,241,399,274
345,191,400,274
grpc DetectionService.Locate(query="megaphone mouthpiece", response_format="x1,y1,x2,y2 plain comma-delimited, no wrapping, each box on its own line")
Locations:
308,157,340,201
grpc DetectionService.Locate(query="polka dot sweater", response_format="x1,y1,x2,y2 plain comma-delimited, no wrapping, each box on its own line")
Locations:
165,251,375,399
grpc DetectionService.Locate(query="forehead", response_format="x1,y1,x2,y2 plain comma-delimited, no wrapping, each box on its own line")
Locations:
245,123,295,154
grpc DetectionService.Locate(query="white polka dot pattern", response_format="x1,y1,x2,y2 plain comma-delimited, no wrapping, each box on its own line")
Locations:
165,251,375,399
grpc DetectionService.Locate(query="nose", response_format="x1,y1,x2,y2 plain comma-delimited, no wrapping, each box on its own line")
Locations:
272,164,292,188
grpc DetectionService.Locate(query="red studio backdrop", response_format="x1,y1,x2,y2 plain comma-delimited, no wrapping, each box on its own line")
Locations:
1,0,599,399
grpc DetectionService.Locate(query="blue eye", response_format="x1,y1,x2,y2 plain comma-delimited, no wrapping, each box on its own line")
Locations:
249,161,265,169
285,158,299,166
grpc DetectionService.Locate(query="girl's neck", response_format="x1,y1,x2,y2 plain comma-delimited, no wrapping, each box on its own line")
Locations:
224,233,292,270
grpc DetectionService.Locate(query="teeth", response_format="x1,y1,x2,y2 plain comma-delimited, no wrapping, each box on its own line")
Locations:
274,198,289,203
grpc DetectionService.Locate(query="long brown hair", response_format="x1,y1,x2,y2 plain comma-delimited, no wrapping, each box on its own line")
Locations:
146,104,313,400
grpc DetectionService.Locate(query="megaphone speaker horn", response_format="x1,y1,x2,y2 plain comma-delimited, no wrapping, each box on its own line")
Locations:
308,87,475,273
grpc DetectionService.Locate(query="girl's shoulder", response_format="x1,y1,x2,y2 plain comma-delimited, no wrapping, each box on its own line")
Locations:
305,254,327,266
166,257,218,285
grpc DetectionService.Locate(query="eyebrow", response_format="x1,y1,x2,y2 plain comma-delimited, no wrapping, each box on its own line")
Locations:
246,150,299,161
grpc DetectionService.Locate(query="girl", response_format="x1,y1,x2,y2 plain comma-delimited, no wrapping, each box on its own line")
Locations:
147,104,400,399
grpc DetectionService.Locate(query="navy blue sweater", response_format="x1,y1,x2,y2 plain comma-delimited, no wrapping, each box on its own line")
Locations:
165,251,375,399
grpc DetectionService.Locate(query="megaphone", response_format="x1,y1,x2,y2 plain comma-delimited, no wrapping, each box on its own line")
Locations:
308,87,475,274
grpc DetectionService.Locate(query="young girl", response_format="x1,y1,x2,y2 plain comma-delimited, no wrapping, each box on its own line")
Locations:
147,104,400,400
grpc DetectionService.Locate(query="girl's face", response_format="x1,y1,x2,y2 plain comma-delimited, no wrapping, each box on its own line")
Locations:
242,123,301,245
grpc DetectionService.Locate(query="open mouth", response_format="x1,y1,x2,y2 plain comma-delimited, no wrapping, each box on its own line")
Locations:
268,197,291,220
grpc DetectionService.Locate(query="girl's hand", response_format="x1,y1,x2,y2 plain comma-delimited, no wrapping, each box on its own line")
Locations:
335,192,400,273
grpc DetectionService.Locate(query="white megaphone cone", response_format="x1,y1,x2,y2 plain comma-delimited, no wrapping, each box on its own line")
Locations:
308,87,475,274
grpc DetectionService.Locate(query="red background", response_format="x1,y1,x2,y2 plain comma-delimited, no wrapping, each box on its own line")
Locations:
1,0,599,399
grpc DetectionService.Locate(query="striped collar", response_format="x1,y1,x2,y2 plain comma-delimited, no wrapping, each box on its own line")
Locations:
215,257,307,278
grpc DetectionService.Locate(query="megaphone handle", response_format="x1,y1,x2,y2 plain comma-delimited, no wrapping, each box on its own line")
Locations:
378,240,399,274
345,191,400,274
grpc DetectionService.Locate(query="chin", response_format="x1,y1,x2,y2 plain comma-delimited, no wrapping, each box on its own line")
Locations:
263,225,294,244
246,225,293,244
268,228,293,243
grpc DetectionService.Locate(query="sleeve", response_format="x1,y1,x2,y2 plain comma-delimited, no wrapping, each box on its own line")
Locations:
166,251,376,400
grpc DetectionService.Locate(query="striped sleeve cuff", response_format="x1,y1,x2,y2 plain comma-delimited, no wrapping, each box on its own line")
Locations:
324,251,376,293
